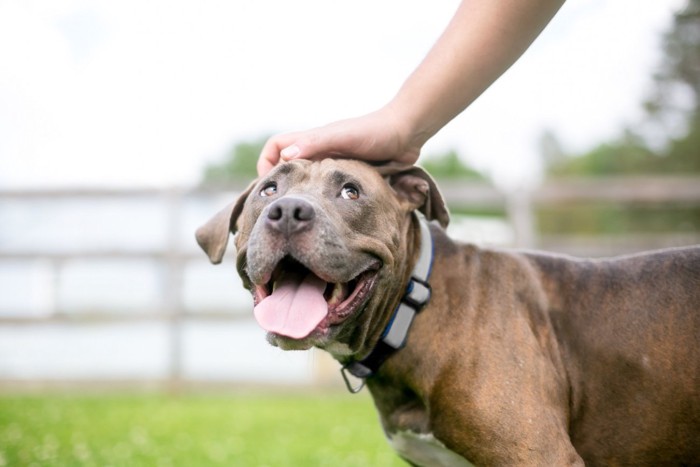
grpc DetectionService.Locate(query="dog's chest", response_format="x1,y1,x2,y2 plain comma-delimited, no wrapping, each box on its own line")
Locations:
388,430,474,467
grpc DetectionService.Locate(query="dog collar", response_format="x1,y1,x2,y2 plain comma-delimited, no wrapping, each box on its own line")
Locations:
341,214,434,393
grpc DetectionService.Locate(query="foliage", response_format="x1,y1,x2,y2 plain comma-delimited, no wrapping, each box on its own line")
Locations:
419,149,487,181
539,1,700,236
201,137,267,186
0,392,404,467
665,115,700,172
201,134,488,186
646,0,700,123
546,129,700,177
545,0,700,178
537,204,700,235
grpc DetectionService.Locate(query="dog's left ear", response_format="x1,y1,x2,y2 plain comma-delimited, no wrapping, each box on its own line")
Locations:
376,163,450,228
195,180,257,264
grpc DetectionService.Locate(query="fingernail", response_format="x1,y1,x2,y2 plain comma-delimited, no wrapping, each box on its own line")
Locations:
281,144,300,159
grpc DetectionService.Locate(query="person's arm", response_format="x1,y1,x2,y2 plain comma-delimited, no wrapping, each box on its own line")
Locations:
258,0,564,176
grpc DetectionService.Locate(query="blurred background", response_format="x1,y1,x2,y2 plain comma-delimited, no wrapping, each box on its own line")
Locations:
1,0,699,464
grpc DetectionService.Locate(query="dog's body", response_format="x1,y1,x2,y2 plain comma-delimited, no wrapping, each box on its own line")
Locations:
197,159,700,466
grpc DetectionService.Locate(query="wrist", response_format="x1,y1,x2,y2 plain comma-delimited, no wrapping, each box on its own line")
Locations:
381,99,433,156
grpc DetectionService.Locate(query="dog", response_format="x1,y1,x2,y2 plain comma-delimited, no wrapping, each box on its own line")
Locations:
196,159,700,466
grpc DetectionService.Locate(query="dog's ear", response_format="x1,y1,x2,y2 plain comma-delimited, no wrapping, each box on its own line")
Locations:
195,180,257,264
376,163,449,228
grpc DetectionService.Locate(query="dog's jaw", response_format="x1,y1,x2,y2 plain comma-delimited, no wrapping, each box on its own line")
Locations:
247,256,382,351
229,160,424,356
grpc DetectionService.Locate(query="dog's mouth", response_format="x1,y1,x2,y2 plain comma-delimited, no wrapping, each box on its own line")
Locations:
252,256,380,340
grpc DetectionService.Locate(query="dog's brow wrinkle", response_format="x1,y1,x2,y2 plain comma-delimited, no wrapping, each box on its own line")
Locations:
274,163,295,176
327,170,347,186
328,170,362,191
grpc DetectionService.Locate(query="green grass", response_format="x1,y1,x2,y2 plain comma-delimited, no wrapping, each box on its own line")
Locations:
0,392,406,466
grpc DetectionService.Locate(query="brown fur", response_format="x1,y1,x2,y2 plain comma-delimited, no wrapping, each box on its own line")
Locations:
196,160,700,466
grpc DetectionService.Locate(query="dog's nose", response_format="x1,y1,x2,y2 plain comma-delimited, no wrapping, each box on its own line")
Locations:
266,197,315,235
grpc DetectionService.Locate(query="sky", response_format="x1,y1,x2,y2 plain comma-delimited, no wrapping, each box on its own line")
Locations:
0,0,686,189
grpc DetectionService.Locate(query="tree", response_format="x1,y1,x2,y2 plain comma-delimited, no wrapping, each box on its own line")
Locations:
201,137,266,186
646,0,700,123
545,0,700,177
645,0,700,173
419,149,487,181
539,1,700,236
202,136,488,185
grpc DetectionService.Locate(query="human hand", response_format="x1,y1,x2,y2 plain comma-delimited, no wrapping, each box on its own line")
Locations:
256,0,564,177
257,107,423,176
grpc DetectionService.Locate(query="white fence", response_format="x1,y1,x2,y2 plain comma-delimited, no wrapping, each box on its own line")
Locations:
1,176,699,389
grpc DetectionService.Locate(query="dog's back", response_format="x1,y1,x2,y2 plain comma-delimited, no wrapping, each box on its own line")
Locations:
198,159,700,465
525,246,700,464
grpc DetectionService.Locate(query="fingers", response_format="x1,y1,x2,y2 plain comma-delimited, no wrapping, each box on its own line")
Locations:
256,111,419,176
256,145,278,177
257,133,299,176
257,129,332,176
280,127,334,161
280,144,301,160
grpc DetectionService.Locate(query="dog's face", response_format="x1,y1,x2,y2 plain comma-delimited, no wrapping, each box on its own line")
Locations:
196,159,448,358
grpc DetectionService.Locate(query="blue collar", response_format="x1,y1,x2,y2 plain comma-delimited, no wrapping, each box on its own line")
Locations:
341,214,434,393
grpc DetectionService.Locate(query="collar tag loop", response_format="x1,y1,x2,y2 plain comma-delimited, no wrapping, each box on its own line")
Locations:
341,365,367,393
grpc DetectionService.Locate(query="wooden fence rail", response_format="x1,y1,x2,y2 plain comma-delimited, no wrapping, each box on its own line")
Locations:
1,176,699,387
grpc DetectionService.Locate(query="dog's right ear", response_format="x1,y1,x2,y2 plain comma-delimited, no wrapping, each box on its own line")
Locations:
375,163,450,228
195,180,257,264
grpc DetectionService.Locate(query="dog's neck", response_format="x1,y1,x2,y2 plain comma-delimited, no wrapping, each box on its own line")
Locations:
341,213,434,393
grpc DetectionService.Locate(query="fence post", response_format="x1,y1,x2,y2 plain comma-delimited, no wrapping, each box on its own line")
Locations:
47,258,62,318
163,189,185,393
506,188,536,249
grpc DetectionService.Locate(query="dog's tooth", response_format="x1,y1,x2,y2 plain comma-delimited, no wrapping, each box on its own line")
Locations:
328,282,346,306
329,283,341,304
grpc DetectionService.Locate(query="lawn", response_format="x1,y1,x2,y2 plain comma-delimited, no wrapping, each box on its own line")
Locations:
0,391,406,466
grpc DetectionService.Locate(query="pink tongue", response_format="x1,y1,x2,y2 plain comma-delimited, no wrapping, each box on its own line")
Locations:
253,272,328,339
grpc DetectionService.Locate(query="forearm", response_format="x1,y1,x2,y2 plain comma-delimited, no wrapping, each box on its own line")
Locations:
257,0,564,175
387,0,565,147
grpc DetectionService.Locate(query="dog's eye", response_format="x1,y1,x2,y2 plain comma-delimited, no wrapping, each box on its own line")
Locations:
259,182,277,197
341,184,360,200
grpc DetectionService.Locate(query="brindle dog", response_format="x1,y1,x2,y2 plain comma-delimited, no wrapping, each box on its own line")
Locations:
197,159,700,466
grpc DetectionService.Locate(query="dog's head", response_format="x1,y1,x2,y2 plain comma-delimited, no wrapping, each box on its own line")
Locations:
196,159,448,357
